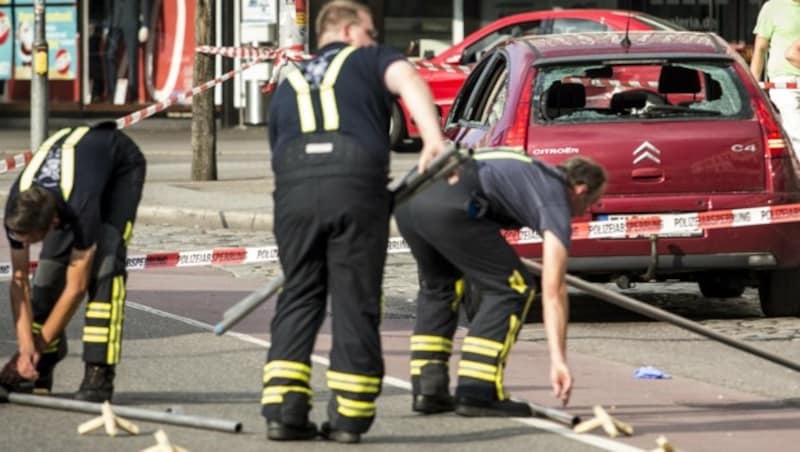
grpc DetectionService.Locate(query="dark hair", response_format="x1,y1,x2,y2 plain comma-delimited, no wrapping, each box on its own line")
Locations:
559,157,607,199
316,0,371,36
5,186,58,236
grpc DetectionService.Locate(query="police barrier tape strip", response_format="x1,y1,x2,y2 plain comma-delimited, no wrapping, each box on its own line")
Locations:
3,202,800,278
759,81,799,90
115,55,271,129
414,61,472,73
0,150,33,175
194,45,312,62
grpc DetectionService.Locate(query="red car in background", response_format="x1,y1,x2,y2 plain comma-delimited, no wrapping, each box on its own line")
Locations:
446,31,800,317
391,8,684,149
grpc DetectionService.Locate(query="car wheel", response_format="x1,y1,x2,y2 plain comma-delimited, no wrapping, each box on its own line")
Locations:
697,273,746,298
758,269,800,317
389,103,406,151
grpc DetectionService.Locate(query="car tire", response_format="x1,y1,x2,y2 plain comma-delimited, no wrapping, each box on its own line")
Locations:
697,273,746,299
389,103,407,151
758,269,800,317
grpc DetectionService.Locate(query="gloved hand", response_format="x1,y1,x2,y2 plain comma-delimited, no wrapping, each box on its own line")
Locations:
138,26,149,43
0,352,37,389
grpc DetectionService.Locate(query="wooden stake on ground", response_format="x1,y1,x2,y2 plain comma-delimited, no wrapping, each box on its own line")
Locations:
573,405,634,438
77,401,140,436
141,429,189,452
650,435,677,452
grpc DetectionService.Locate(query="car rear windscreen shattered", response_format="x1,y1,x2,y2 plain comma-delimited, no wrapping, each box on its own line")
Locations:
534,60,747,124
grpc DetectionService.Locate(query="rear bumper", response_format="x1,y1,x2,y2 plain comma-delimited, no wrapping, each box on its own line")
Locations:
566,252,776,274
514,222,800,276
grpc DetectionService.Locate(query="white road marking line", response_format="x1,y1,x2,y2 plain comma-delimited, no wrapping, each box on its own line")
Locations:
127,300,643,452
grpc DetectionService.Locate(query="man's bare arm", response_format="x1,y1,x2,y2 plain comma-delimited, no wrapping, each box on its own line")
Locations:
541,230,572,405
384,60,446,172
750,36,770,80
38,245,96,345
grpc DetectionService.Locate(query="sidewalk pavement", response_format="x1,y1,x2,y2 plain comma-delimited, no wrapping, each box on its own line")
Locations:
0,118,417,232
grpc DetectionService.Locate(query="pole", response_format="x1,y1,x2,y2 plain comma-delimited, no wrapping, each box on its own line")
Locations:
214,273,285,335
1,391,242,433
30,0,48,152
220,0,236,128
191,0,218,180
512,397,581,427
521,258,800,373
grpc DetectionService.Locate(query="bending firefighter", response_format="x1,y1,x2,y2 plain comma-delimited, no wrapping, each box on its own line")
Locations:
395,149,606,416
262,0,444,444
0,122,146,402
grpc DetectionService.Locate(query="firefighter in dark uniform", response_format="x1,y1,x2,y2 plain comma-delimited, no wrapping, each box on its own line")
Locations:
395,149,606,416
262,0,445,444
0,122,146,403
104,0,151,102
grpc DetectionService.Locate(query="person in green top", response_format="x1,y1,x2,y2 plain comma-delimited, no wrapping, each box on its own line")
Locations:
750,0,800,155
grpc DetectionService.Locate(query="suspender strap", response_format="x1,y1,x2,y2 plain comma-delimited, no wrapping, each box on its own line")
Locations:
320,46,357,131
286,70,317,133
20,128,72,191
59,126,90,200
286,46,357,134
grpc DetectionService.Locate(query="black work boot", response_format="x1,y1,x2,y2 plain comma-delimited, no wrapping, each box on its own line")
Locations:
455,396,533,417
74,363,115,403
319,421,361,444
412,362,455,414
266,420,318,441
413,393,455,414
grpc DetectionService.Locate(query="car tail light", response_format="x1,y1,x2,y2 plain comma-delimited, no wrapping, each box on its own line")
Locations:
754,97,787,158
505,70,535,147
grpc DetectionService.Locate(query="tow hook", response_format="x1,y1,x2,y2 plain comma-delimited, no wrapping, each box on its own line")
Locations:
640,234,658,282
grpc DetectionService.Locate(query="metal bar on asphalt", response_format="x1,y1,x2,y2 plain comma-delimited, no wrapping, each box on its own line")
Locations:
215,273,285,335
521,258,800,373
4,392,242,433
514,398,581,427
215,145,474,336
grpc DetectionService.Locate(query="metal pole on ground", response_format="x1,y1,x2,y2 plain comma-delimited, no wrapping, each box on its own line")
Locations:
30,0,48,152
521,258,800,373
0,390,242,433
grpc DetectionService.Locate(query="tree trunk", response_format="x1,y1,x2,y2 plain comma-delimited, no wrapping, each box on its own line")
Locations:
191,0,217,181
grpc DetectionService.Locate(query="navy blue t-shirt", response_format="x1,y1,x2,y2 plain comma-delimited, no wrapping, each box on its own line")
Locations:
478,159,573,250
269,42,405,169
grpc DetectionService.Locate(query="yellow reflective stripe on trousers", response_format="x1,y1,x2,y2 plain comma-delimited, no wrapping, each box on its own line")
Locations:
508,269,527,295
86,301,112,319
19,128,72,191
261,385,313,405
83,325,109,343
336,395,376,418
286,70,317,133
452,278,464,312
457,360,498,382
320,46,357,131
122,221,134,245
327,370,381,394
59,126,89,200
106,275,125,364
461,336,503,358
263,360,312,384
410,335,453,353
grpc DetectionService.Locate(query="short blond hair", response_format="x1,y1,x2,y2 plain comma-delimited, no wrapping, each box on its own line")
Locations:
315,0,371,36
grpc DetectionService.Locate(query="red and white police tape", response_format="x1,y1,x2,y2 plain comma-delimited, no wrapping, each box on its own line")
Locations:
2,202,800,278
0,150,33,175
195,45,311,63
414,61,472,73
759,81,799,90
